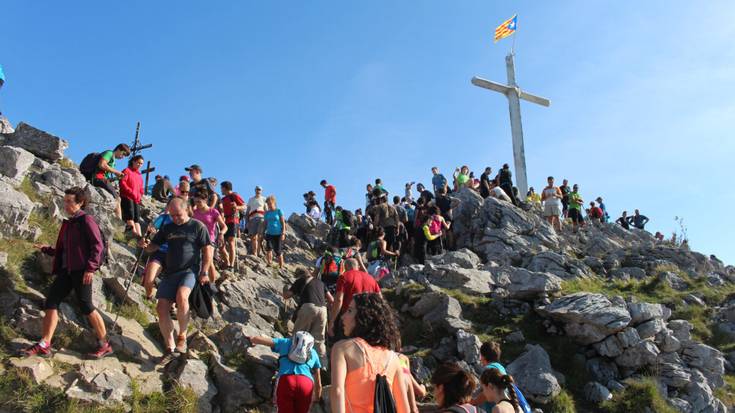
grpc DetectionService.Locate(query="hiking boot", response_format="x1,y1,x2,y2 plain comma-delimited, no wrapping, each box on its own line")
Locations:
175,333,187,354
157,348,178,365
87,341,113,359
20,342,52,358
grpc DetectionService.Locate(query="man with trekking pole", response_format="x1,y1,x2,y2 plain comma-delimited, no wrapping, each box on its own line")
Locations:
139,196,212,363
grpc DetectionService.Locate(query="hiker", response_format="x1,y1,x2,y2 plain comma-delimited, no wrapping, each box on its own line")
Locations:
374,178,387,195
412,197,430,264
588,201,603,225
559,179,571,218
366,227,399,265
92,143,131,219
567,184,585,232
479,369,520,413
425,206,450,256
629,209,650,230
526,187,541,204
541,176,563,232
497,164,518,206
328,259,381,338
307,199,321,220
303,191,317,214
417,183,434,203
141,196,212,361
398,352,427,413
404,182,415,203
343,237,368,272
142,200,174,300
368,188,400,253
220,181,245,269
193,191,226,283
432,167,448,194
186,164,218,208
365,184,374,211
22,187,111,359
616,211,631,230
283,267,329,364
471,341,508,411
246,186,266,256
321,180,337,225
393,196,409,255
431,362,479,413
264,195,287,269
316,245,346,296
330,293,409,413
453,166,470,191
174,175,189,197
249,333,322,413
120,155,145,239
596,197,609,223
151,175,174,202
479,167,493,199
434,187,455,249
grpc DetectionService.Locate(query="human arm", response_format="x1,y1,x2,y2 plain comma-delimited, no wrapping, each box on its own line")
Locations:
216,212,227,243
379,239,398,257
248,336,275,347
280,211,287,240
200,243,213,283
330,341,348,413
82,216,104,275
97,152,123,177
328,291,345,336
356,253,368,272
312,365,323,403
441,217,451,230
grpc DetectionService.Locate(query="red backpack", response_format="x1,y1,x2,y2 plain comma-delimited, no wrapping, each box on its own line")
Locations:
428,216,442,235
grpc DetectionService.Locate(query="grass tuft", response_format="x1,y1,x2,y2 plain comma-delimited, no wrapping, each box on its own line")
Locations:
600,378,677,413
543,389,577,413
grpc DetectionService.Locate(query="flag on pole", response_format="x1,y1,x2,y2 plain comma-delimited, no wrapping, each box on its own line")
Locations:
494,14,517,43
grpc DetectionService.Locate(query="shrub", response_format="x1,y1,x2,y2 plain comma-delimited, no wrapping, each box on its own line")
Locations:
601,378,676,413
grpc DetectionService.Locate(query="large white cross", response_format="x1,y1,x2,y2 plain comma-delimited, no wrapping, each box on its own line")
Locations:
471,52,550,198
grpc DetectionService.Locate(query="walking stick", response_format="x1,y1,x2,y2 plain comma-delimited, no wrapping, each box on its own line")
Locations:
234,219,240,272
110,227,151,334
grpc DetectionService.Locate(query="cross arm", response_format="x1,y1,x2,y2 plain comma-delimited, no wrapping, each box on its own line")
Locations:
471,76,551,107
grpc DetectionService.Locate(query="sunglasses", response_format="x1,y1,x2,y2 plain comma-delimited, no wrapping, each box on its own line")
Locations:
180,191,189,194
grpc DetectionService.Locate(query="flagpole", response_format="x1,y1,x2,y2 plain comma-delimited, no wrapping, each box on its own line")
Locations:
510,16,517,55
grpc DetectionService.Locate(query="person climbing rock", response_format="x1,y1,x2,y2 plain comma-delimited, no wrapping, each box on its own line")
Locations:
220,181,245,269
120,155,145,239
264,195,286,269
321,180,336,225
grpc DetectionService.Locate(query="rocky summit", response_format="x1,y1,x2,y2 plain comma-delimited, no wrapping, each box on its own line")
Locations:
0,120,733,413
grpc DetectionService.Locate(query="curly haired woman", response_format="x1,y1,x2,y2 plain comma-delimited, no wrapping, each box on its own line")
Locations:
330,293,410,413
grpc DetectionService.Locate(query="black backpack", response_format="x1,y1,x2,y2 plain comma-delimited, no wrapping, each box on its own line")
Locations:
79,152,102,181
189,281,214,319
373,355,398,413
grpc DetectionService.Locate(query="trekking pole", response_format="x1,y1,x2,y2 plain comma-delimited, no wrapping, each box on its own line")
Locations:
110,226,152,334
234,219,240,272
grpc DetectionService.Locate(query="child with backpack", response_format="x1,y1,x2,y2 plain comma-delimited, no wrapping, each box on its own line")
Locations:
424,206,450,256
249,331,322,413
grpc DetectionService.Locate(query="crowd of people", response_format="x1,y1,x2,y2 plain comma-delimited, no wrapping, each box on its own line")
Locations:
19,142,659,413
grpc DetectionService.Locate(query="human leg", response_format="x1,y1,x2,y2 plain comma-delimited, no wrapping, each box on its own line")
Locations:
175,285,192,353
156,299,175,350
143,257,163,299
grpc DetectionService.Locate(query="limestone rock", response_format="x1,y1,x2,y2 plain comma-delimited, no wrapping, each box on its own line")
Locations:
66,358,133,405
585,358,619,383
455,329,482,367
507,344,561,404
0,146,35,185
627,302,671,325
426,248,482,269
9,356,54,383
636,318,666,340
168,358,217,413
614,339,660,368
491,267,562,299
423,262,493,295
410,291,470,332
0,179,35,238
526,251,591,279
4,122,69,161
669,319,694,343
584,381,612,403
211,358,260,412
681,342,725,388
538,293,631,344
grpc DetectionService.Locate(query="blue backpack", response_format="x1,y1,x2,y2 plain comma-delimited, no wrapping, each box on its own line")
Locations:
513,383,532,413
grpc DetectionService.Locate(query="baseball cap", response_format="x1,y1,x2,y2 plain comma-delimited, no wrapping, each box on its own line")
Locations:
255,185,262,191
185,164,202,172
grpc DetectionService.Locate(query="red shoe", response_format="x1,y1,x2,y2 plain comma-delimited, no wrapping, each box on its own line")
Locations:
20,343,52,358
87,341,113,359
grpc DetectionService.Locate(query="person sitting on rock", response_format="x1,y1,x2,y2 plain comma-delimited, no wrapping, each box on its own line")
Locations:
431,362,479,413
93,143,131,220
249,333,322,413
151,174,174,203
120,155,145,239
472,341,508,411
22,187,112,359
525,187,541,204
140,196,212,363
587,201,603,225
489,184,512,203
283,267,330,365
479,369,521,413
330,293,409,413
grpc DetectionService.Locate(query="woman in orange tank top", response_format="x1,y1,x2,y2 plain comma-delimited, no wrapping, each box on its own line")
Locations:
330,293,410,413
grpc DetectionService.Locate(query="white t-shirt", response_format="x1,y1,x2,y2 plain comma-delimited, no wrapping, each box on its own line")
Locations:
491,187,511,202
542,187,562,206
247,195,266,214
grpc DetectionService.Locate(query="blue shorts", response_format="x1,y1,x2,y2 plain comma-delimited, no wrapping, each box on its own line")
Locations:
156,270,196,301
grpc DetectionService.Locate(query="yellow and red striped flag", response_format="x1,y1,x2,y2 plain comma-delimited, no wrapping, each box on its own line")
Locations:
494,14,517,43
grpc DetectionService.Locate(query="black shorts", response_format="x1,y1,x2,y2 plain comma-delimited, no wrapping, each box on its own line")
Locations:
45,270,96,315
121,197,140,223
225,223,238,239
264,234,282,255
92,178,117,197
148,251,167,271
569,208,583,223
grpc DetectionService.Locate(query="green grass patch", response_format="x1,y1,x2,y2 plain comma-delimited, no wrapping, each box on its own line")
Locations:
28,210,61,247
601,377,676,413
57,158,76,169
0,237,36,292
106,301,151,327
18,176,46,204
715,375,735,409
543,389,577,413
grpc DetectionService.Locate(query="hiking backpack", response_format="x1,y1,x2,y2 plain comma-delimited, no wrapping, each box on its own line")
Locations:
320,250,344,276
367,240,380,261
287,331,315,364
372,352,398,413
79,152,102,181
428,216,442,235
513,383,532,413
76,213,110,267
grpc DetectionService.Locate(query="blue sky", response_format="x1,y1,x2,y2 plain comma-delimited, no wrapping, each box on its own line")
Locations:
2,1,733,263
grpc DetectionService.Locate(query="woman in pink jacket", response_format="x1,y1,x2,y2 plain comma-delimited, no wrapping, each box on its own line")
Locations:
120,155,145,238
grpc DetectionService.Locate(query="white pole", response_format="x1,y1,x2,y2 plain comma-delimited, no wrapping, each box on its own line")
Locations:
505,53,529,198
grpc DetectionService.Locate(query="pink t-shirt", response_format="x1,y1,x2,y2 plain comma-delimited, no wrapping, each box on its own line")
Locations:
193,208,221,241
